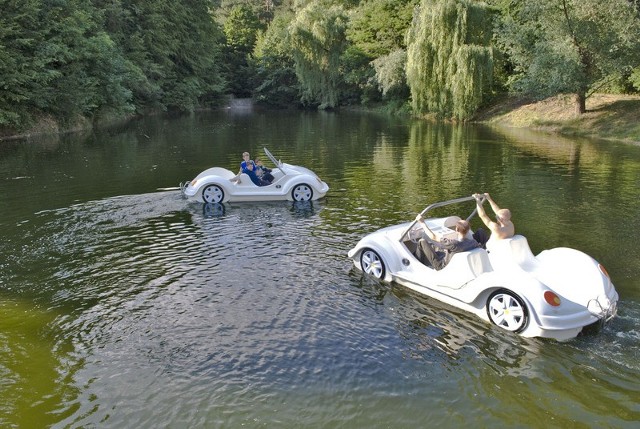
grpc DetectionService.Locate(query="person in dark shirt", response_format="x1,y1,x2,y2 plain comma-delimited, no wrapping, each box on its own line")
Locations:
242,161,270,186
254,157,274,184
413,214,479,270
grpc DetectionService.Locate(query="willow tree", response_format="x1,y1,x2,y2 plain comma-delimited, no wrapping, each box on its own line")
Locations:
288,0,349,109
406,0,493,120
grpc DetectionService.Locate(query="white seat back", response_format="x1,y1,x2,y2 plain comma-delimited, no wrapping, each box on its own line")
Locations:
488,235,538,272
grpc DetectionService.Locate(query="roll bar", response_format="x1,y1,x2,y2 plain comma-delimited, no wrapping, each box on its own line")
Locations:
399,195,485,242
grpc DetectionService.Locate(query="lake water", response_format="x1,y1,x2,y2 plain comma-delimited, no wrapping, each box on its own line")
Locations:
1,109,639,428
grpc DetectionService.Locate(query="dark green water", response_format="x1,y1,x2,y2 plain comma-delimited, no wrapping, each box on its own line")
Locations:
1,109,639,428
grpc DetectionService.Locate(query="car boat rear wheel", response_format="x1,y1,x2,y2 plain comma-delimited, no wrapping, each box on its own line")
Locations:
486,289,529,333
292,184,313,201
360,248,385,280
202,185,224,203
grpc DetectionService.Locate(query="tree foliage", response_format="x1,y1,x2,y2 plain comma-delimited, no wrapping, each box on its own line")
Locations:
222,4,266,96
252,10,299,107
3,0,639,132
1,0,134,127
1,0,225,131
288,0,349,109
346,0,417,58
406,0,494,120
493,0,640,113
372,49,409,100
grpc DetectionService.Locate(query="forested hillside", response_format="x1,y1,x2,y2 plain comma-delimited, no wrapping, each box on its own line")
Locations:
1,0,639,136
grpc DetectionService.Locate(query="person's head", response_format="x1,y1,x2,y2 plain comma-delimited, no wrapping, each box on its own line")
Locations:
242,152,250,160
455,220,470,236
255,158,262,165
496,208,511,224
245,162,254,170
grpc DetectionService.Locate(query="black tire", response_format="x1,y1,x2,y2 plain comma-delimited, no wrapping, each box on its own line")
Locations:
291,183,313,201
360,248,386,280
486,289,529,333
202,185,224,203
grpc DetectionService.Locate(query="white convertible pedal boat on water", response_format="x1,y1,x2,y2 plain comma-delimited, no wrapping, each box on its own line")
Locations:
180,148,329,203
347,196,618,341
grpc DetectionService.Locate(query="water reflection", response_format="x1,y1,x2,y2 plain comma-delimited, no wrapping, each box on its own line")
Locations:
349,271,548,379
202,202,225,218
200,200,318,220
289,200,316,218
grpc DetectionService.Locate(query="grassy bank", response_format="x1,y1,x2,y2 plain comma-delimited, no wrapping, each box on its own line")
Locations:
475,93,640,145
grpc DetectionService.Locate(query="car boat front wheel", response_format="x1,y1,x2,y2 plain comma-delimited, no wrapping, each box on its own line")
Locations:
292,184,313,201
486,289,529,333
360,248,386,280
202,185,224,203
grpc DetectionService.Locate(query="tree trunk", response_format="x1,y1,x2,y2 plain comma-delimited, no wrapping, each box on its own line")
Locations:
575,91,586,115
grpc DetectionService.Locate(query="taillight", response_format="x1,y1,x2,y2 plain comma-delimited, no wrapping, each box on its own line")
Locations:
544,291,561,306
598,264,609,278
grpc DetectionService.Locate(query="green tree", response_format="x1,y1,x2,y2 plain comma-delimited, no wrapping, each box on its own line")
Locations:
346,0,417,58
1,0,134,128
0,0,48,128
406,0,494,120
372,49,409,101
288,0,349,108
252,10,299,107
116,0,225,112
222,4,266,96
215,0,282,24
494,0,640,114
344,0,416,105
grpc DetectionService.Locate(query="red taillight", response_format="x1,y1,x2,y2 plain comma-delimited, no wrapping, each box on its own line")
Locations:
544,291,561,307
598,264,609,278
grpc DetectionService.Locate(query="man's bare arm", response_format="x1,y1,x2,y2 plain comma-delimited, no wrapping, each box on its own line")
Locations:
416,215,437,241
484,193,501,215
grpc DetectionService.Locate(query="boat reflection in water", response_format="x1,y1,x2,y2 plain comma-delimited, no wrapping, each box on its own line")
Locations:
203,202,226,218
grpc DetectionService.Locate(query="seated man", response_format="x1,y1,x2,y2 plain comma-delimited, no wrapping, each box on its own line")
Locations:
473,193,514,248
413,214,479,270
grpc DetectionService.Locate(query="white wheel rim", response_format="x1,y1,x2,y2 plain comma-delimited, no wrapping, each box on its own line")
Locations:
203,186,223,203
488,293,525,331
362,250,383,279
293,185,312,201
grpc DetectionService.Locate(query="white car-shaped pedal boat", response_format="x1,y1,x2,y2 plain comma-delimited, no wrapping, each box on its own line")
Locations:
180,147,329,203
347,196,618,341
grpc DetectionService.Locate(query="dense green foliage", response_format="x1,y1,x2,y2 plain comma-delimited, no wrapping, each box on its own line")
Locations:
252,11,300,107
288,0,349,109
492,0,640,113
0,0,225,131
406,0,493,119
221,5,265,96
2,0,639,134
